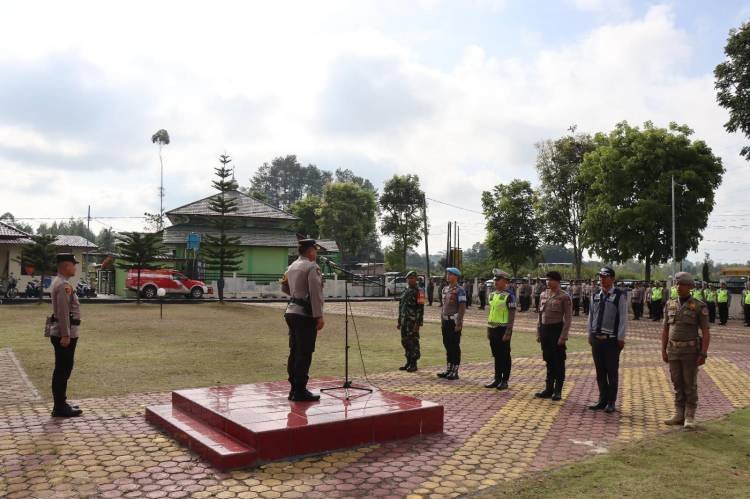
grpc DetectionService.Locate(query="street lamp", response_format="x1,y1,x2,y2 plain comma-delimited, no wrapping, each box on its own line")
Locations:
671,175,688,283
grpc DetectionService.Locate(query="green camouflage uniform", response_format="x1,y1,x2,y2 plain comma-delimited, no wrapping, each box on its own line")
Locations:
398,285,424,363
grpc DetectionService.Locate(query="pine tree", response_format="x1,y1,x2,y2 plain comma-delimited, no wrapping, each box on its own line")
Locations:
18,234,57,302
203,154,243,302
115,232,164,303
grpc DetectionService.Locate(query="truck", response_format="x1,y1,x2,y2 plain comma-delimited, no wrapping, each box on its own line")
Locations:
125,269,211,299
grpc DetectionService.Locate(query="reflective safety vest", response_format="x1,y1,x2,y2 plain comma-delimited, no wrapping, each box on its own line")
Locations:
488,291,510,325
704,290,716,302
745,292,750,305
717,289,729,303
652,288,663,301
690,289,703,300
670,286,678,299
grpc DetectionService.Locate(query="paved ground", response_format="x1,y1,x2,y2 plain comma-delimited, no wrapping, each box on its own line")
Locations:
1,308,749,498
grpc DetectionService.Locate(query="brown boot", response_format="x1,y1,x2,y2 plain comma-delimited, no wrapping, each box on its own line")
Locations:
663,407,685,426
684,407,696,428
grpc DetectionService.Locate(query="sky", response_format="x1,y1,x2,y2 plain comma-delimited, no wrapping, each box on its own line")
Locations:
1,0,749,264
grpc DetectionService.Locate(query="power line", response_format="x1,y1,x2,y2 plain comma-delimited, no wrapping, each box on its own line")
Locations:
425,197,484,215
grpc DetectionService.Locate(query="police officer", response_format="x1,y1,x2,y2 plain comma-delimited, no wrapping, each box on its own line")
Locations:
397,271,424,372
631,282,645,320
582,280,592,315
535,271,572,401
704,285,717,324
484,270,516,390
281,239,325,402
690,284,704,302
438,267,466,380
662,272,711,428
45,254,83,417
478,278,487,310
533,279,545,312
717,282,730,326
570,280,582,317
651,282,665,321
427,278,435,306
743,283,750,327
518,279,532,312
587,267,628,413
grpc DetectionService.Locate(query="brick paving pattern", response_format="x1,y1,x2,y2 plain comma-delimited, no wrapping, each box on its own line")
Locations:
1,308,749,498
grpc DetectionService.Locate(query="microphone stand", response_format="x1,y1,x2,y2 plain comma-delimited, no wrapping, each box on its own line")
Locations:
319,257,384,400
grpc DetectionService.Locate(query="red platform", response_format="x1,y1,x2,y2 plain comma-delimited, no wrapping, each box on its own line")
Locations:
145,377,444,469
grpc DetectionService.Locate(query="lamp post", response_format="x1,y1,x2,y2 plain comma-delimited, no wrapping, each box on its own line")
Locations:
157,287,166,319
671,175,688,284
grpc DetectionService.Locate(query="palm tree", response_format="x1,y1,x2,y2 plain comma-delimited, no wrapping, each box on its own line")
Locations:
151,129,170,231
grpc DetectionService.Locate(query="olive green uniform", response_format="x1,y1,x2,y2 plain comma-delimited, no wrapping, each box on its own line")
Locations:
398,285,424,364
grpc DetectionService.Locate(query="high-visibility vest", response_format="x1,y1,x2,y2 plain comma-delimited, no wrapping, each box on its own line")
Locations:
705,290,716,302
651,288,663,301
745,292,750,305
717,289,729,303
488,291,510,325
670,286,678,299
690,289,703,300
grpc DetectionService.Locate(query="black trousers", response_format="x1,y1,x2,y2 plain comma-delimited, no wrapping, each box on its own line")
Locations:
441,319,462,365
479,292,486,310
285,314,318,391
534,295,541,311
427,289,434,306
718,302,729,325
707,302,716,323
592,337,621,403
651,300,664,321
582,296,590,315
51,336,78,408
744,304,750,325
519,296,531,312
572,298,580,316
539,323,566,384
632,302,643,320
488,326,511,382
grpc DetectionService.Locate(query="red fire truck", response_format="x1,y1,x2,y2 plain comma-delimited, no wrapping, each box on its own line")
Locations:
126,269,211,299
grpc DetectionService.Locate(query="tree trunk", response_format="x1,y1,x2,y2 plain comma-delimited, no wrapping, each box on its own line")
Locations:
574,244,582,280
644,254,651,282
39,271,45,304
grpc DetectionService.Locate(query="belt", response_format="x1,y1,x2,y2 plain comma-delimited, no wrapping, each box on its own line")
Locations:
442,314,459,321
595,334,615,340
669,339,697,348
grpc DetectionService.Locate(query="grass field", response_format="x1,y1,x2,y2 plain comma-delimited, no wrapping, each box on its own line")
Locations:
0,302,588,399
473,408,750,498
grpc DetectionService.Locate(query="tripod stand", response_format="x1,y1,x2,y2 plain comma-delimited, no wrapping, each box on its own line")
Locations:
319,257,383,400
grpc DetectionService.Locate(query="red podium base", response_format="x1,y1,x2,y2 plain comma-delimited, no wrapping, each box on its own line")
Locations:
145,377,444,470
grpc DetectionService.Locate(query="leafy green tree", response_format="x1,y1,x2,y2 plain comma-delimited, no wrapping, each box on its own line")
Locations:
581,121,725,281
96,228,117,253
334,168,382,262
715,21,750,161
203,154,243,302
18,234,57,302
247,155,332,209
319,182,377,262
481,179,541,276
289,195,323,238
0,213,33,234
37,218,96,242
379,174,425,271
334,168,376,192
535,129,595,278
115,232,164,303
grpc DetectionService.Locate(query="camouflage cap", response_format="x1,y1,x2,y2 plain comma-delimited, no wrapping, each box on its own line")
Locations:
405,270,417,279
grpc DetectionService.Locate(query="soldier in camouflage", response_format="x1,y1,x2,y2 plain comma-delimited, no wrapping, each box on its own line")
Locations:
397,271,424,372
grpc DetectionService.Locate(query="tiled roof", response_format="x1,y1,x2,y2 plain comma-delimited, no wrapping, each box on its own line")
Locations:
53,235,98,249
163,225,299,247
0,221,31,238
316,239,340,252
166,190,298,221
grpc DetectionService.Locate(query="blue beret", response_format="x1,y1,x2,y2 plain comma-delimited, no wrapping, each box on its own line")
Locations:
446,267,461,277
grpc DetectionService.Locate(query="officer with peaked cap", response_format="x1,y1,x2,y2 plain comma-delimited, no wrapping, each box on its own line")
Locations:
397,271,424,372
45,254,83,417
281,239,325,402
484,269,517,390
535,271,572,401
438,267,466,380
662,272,711,428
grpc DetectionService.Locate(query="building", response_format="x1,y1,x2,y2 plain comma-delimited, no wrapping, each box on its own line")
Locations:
0,221,97,292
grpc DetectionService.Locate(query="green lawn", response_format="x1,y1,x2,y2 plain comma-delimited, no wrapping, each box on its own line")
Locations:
0,302,588,399
472,408,750,499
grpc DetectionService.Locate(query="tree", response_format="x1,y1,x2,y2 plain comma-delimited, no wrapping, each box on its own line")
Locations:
18,234,57,302
481,179,541,276
581,121,725,281
203,154,243,302
289,195,323,238
535,129,595,278
151,129,170,231
334,168,376,192
715,21,750,161
318,182,377,262
0,213,33,234
115,232,164,304
247,155,332,209
96,228,117,253
379,174,425,271
37,218,96,242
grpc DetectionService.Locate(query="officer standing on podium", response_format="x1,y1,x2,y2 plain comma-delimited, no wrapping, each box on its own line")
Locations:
45,254,83,418
438,267,466,380
281,239,325,402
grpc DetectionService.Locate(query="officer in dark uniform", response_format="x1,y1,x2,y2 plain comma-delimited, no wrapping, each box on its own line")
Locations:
438,267,466,380
484,270,516,390
45,254,83,417
397,271,424,372
427,278,435,306
478,278,487,310
587,267,628,413
281,239,326,402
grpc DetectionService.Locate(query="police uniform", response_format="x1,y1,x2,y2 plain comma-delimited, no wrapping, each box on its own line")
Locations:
582,281,592,315
397,271,424,372
717,285,730,325
631,284,645,320
438,268,466,380
45,254,83,417
704,286,717,324
570,282,582,316
663,272,710,428
282,239,325,401
533,280,545,312
651,283,666,321
535,271,572,401
743,285,750,326
518,280,532,312
484,270,516,390
587,267,628,413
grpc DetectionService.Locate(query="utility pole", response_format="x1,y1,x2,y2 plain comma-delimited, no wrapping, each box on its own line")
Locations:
422,194,430,280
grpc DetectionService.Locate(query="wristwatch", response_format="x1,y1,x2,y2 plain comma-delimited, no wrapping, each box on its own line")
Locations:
698,351,708,358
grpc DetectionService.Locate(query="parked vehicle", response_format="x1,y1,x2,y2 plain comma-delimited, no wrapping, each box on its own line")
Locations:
385,275,407,297
126,269,211,299
0,275,18,299
23,279,41,298
76,279,97,298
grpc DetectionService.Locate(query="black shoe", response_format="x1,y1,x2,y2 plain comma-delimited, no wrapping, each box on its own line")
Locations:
496,381,508,391
445,367,459,380
588,401,607,411
535,389,554,399
551,381,564,401
51,405,82,418
604,403,616,413
406,362,418,373
437,365,452,378
290,390,320,402
484,379,500,389
551,391,562,401
399,362,409,371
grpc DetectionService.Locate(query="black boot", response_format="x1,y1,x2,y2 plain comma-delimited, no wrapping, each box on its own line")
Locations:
551,380,563,401
484,378,500,388
588,400,607,411
51,404,82,418
445,365,460,380
496,378,508,390
290,389,320,402
406,361,418,372
535,380,554,399
399,361,409,371
437,364,452,378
